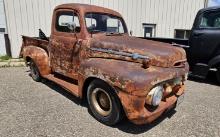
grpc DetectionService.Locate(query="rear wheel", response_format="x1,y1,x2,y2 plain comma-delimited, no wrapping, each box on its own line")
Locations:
87,79,123,126
29,60,41,82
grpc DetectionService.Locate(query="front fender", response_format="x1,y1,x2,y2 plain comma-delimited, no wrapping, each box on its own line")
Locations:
209,55,220,68
22,46,51,75
79,58,188,97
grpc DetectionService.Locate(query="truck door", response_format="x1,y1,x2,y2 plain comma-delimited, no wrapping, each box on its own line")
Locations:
50,9,81,79
189,10,220,65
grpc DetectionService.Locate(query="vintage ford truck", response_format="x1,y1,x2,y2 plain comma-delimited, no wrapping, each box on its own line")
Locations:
20,4,189,125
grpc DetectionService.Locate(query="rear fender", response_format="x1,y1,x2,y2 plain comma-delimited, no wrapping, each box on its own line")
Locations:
23,46,51,75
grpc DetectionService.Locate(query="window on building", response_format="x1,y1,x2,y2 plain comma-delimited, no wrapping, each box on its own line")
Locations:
0,28,5,33
199,11,220,28
143,23,156,37
174,29,191,39
56,11,80,33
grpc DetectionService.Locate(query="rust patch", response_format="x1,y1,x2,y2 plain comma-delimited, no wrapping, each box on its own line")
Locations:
118,84,185,125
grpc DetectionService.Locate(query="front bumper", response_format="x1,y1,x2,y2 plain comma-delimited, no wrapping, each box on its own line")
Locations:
118,83,185,125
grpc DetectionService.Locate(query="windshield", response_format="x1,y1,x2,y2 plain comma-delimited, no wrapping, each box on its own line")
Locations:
85,13,127,34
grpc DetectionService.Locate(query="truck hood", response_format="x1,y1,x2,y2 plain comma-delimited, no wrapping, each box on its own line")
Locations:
89,35,187,68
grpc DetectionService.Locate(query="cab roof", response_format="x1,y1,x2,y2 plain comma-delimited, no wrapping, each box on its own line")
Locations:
199,6,220,13
55,3,122,17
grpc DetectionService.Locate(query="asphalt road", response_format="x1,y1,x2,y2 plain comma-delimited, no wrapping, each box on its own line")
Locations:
0,67,220,137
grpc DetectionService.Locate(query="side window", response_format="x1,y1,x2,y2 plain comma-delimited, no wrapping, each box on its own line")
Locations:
200,17,208,28
214,17,220,28
199,11,220,29
56,11,80,33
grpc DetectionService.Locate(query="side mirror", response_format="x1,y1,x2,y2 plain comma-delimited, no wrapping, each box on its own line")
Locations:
130,30,133,36
67,22,76,33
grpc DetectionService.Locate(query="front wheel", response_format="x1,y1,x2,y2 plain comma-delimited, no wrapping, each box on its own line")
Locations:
29,60,41,82
87,79,123,126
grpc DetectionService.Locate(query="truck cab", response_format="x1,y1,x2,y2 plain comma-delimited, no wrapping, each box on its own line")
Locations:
49,4,128,79
188,6,220,81
20,4,189,126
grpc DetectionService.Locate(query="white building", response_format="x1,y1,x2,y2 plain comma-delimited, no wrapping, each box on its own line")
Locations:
1,0,207,58
0,0,7,56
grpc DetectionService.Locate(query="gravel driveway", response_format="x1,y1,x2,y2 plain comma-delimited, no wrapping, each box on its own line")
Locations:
0,67,219,137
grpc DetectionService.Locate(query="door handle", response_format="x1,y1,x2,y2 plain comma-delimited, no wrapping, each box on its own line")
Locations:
73,39,82,54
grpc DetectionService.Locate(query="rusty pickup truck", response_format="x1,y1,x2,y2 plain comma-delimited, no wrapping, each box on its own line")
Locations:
20,3,189,126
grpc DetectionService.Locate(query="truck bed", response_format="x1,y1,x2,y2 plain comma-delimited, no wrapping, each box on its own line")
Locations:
21,36,49,56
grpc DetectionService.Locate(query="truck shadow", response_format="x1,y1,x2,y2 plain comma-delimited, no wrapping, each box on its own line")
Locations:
40,78,84,106
113,109,176,134
188,71,219,86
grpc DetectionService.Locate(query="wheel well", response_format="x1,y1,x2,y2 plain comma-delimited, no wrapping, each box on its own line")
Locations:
25,56,32,66
82,77,119,102
82,77,94,100
25,56,32,62
211,62,220,69
215,60,220,67
82,77,125,116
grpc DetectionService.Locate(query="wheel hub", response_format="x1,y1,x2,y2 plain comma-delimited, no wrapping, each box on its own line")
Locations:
98,92,110,110
91,88,112,116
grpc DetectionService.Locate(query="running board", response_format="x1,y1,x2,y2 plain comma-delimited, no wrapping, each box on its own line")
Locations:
43,74,79,97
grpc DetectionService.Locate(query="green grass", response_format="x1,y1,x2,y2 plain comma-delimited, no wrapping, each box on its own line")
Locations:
0,55,11,61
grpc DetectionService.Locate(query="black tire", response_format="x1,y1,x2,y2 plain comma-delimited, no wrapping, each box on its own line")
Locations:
29,60,41,82
217,67,220,84
87,79,123,126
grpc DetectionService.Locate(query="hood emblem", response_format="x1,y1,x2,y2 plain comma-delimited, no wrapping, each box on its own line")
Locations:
90,47,149,60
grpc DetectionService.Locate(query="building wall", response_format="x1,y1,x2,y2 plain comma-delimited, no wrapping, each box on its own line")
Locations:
4,0,205,57
0,0,6,55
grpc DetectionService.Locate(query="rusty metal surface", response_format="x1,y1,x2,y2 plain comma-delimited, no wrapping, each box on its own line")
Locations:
79,58,188,96
118,85,185,125
89,35,187,68
20,3,189,125
21,36,51,76
55,3,122,19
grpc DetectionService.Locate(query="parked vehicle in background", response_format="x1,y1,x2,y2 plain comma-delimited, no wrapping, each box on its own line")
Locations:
20,3,188,126
143,6,220,84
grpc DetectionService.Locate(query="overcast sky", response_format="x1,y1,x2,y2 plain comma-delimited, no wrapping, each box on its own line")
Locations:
208,0,220,7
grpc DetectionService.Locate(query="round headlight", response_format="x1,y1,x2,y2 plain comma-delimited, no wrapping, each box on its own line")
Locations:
146,85,164,106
